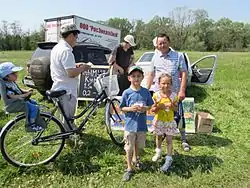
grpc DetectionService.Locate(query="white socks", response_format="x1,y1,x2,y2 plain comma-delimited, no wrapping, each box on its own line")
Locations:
155,148,161,154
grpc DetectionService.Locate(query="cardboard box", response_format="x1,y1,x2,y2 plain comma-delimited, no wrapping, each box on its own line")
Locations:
195,112,215,133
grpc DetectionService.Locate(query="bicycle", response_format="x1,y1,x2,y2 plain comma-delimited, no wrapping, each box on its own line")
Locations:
0,71,125,167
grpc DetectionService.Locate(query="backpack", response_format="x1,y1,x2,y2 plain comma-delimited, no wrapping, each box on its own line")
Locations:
29,56,53,95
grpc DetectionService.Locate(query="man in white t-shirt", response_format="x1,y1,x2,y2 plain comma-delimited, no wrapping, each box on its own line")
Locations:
50,23,91,131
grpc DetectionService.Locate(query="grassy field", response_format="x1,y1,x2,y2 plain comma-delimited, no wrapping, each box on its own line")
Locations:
0,50,250,188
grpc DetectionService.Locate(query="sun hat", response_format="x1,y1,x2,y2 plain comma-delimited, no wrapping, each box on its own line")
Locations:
0,62,23,78
124,35,136,46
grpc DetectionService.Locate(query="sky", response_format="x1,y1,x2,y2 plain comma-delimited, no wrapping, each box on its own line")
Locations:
0,0,249,31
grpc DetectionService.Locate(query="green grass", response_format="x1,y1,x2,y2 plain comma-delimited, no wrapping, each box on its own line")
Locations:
0,51,250,188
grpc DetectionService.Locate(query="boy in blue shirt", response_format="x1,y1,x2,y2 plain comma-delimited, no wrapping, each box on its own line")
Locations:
120,66,154,181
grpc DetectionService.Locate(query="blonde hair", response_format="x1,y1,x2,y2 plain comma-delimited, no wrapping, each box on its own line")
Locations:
158,73,172,84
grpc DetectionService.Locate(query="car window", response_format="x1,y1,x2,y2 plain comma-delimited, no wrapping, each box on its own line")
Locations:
31,48,51,60
73,46,87,63
138,53,154,62
87,49,108,65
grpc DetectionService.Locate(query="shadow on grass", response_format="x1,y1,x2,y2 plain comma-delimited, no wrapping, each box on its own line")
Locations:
0,133,124,182
186,85,208,103
187,134,233,147
54,133,124,176
0,110,8,118
170,154,223,178
142,154,223,179
0,110,9,129
212,124,222,133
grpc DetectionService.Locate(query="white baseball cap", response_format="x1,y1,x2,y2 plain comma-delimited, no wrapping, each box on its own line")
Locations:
124,35,136,46
60,23,80,34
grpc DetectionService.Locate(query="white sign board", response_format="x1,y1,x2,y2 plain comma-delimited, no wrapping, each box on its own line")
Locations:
45,18,74,42
74,16,120,51
44,15,121,51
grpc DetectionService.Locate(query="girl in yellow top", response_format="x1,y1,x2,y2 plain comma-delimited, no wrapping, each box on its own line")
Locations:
151,73,179,172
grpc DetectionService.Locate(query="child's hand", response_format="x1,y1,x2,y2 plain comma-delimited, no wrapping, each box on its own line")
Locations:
130,105,139,112
137,106,148,113
23,92,29,97
151,103,158,113
28,89,33,92
172,102,178,111
157,103,166,110
151,106,157,113
164,102,172,108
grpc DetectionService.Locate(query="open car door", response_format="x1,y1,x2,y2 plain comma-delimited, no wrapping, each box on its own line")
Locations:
191,55,217,85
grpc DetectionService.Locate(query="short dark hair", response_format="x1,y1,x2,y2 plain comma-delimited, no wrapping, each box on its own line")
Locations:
61,30,79,39
157,33,170,42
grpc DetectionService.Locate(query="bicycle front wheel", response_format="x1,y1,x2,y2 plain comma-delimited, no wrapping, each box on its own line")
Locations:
0,112,65,167
105,98,125,147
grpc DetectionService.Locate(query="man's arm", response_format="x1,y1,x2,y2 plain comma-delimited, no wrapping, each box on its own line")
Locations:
178,53,188,101
146,57,156,89
146,71,155,90
60,50,90,78
66,65,91,78
130,54,135,64
108,54,116,66
8,91,31,100
129,49,135,66
108,48,124,74
180,71,187,93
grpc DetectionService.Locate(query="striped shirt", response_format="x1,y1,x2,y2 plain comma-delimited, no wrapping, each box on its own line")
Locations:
149,49,187,93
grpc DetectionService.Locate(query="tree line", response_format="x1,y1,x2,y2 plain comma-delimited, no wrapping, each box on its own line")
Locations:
1,7,250,52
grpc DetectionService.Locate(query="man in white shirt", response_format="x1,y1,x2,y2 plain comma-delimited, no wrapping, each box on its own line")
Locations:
50,23,90,131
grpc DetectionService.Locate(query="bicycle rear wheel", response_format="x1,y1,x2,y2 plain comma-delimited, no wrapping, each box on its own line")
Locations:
105,98,125,147
0,112,65,167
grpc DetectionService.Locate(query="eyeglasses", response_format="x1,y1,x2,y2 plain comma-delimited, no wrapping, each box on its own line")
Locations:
73,34,78,39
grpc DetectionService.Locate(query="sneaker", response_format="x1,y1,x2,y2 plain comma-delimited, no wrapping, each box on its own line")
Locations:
152,152,161,162
132,159,145,170
26,124,44,132
122,170,134,182
182,142,191,152
135,161,145,170
160,156,173,172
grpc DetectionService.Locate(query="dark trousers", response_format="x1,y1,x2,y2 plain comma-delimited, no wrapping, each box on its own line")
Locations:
117,73,130,96
174,102,186,129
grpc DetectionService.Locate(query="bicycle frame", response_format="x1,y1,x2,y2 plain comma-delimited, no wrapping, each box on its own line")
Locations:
33,90,110,144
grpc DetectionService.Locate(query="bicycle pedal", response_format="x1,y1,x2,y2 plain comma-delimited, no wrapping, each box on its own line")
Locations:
69,133,80,141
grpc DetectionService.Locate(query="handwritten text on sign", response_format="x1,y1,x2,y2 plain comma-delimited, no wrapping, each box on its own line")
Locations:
78,67,109,98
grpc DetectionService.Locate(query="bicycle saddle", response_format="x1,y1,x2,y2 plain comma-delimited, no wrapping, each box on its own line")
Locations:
45,90,66,98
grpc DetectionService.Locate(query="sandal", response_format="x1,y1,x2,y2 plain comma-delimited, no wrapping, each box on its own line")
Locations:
182,142,191,152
